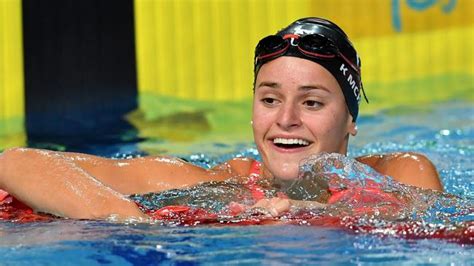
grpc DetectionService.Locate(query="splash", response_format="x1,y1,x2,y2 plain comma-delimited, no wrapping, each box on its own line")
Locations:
1,153,472,243
127,153,473,243
300,153,472,222
289,153,474,244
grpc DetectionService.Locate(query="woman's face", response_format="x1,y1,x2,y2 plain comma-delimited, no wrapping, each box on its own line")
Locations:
252,56,357,180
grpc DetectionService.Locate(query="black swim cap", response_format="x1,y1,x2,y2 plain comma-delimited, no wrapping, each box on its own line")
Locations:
254,17,366,121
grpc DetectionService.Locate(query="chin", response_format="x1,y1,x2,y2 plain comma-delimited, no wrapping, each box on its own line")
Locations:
268,163,300,180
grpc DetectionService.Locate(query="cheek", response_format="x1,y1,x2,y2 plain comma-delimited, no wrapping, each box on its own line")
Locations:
252,104,273,128
326,111,351,140
307,110,349,140
252,105,268,138
307,117,334,138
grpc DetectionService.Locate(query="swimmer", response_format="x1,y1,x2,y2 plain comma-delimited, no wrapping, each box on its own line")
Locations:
0,17,443,221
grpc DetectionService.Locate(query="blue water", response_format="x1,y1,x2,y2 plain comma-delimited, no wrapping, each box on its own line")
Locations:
1,101,473,264
1,222,471,264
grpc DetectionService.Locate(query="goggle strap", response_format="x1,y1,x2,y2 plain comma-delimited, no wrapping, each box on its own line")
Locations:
257,42,290,61
298,47,336,59
282,34,300,40
361,83,369,103
339,52,360,75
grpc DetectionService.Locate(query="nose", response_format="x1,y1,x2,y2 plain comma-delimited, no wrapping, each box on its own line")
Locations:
276,101,302,130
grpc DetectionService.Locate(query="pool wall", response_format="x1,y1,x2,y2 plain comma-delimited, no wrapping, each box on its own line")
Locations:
0,0,473,149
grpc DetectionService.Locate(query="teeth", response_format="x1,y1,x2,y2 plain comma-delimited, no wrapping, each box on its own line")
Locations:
273,138,309,146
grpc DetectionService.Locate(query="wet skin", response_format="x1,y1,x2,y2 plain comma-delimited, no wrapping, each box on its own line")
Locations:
252,56,357,180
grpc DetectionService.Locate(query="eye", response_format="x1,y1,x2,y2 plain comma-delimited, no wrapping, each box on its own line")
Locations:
303,100,323,109
261,97,280,106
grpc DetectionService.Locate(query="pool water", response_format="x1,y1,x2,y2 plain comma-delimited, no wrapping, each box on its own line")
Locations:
0,101,473,264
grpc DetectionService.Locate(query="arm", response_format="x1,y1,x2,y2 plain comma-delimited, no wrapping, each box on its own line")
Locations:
0,148,245,219
49,150,238,195
0,148,147,220
357,152,443,191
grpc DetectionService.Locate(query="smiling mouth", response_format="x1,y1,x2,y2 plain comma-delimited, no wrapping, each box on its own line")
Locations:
272,138,311,149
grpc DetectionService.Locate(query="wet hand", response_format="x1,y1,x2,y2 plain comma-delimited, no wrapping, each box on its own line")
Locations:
227,197,289,217
229,197,327,217
251,197,291,217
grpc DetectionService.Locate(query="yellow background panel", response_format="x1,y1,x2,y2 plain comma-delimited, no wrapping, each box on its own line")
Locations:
359,25,474,83
134,0,474,108
134,0,315,102
0,0,26,148
309,0,473,38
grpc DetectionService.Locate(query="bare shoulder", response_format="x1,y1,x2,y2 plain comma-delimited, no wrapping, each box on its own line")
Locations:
356,152,443,191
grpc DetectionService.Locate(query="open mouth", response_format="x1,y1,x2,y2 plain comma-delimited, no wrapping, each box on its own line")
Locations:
272,138,311,149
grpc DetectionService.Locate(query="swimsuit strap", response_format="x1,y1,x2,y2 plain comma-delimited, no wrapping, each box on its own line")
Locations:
245,160,288,201
245,160,266,201
249,160,261,176
0,189,10,203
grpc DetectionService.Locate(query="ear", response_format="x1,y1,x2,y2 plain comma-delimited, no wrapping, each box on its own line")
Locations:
347,116,358,136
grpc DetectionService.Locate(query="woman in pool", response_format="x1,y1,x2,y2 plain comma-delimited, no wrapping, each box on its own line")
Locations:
0,17,442,221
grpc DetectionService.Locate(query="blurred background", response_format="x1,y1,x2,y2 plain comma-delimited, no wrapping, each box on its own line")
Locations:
0,0,473,153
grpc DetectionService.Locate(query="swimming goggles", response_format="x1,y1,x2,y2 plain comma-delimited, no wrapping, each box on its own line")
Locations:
255,33,360,75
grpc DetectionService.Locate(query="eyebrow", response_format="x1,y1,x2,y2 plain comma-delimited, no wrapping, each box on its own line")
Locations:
299,85,331,93
257,81,280,89
257,81,331,93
